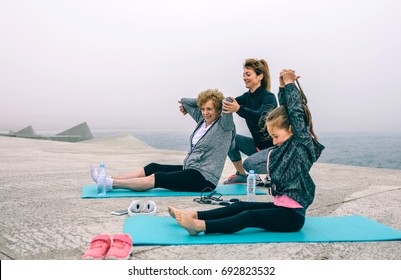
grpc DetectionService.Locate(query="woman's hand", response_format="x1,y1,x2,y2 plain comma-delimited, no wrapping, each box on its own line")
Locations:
280,69,300,85
178,101,187,115
222,96,240,113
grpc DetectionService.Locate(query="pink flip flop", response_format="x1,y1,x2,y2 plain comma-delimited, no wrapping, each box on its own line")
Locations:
82,234,111,260
105,234,133,260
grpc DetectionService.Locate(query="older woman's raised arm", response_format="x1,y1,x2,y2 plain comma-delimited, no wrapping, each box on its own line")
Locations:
180,98,203,123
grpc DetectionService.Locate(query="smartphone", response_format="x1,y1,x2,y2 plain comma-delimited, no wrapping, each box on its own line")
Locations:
110,209,128,216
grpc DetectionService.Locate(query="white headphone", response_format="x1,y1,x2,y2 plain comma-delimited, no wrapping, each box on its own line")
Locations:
128,200,157,216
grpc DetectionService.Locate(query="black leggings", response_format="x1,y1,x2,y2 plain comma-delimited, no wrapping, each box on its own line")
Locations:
143,163,216,192
198,202,305,234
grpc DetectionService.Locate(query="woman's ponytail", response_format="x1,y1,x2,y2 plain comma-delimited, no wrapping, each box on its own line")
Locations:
244,58,271,91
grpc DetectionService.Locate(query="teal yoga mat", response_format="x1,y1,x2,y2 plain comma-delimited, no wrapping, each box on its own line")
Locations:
81,184,266,198
123,215,401,245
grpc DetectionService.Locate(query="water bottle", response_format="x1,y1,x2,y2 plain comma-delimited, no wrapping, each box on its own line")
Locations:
97,163,107,196
247,170,256,202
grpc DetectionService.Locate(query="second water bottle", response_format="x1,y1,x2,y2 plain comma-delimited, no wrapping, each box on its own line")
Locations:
247,170,256,202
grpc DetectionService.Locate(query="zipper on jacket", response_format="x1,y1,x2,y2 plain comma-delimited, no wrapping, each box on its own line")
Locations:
183,117,221,169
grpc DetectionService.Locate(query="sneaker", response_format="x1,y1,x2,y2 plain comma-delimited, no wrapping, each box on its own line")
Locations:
82,234,111,260
90,165,113,192
255,175,265,186
105,234,133,260
223,172,247,184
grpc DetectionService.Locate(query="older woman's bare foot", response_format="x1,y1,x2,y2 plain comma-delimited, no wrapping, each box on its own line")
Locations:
168,206,197,220
175,212,206,236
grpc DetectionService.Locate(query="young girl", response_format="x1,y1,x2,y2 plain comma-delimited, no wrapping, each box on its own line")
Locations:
168,69,324,235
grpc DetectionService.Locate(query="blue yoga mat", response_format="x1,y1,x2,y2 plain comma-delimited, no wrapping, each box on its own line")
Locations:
123,215,401,245
81,184,266,198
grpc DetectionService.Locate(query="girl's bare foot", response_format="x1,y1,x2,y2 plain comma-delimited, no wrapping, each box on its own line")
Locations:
167,206,197,220
167,206,178,219
175,212,205,236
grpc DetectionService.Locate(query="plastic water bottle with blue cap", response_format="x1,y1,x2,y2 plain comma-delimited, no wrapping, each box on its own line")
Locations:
247,170,256,202
97,163,107,196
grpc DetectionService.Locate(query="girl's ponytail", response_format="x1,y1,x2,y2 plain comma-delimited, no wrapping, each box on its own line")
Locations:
295,80,317,140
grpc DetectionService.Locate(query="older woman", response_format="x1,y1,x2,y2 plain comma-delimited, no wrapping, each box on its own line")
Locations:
90,89,235,192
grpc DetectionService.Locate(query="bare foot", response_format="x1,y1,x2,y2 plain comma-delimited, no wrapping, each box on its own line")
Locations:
175,212,205,236
167,206,178,219
167,206,197,220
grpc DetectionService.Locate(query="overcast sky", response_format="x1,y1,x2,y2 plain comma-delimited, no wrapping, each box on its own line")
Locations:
1,0,400,134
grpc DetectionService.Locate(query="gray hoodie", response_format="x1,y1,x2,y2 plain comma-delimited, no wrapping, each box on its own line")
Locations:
181,98,235,186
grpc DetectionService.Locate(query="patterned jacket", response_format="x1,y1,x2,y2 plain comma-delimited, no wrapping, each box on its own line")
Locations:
269,84,325,209
181,98,235,187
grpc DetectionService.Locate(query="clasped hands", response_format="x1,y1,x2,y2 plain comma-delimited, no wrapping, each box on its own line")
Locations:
280,69,300,87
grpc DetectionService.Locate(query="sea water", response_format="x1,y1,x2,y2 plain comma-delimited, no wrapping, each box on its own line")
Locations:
93,130,401,171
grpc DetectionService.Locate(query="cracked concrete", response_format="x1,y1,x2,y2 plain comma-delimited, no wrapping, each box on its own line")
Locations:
0,135,400,260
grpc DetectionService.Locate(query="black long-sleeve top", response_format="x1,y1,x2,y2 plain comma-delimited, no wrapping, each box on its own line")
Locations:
236,86,278,149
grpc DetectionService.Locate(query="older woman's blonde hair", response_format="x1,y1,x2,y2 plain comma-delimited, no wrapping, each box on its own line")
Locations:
197,89,224,111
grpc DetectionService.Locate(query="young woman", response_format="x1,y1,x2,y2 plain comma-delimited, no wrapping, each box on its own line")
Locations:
222,58,277,184
90,89,235,192
169,69,324,235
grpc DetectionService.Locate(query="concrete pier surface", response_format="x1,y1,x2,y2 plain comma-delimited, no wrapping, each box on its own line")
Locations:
1,135,401,260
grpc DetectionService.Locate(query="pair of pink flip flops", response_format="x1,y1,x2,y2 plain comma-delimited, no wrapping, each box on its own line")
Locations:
82,233,133,260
